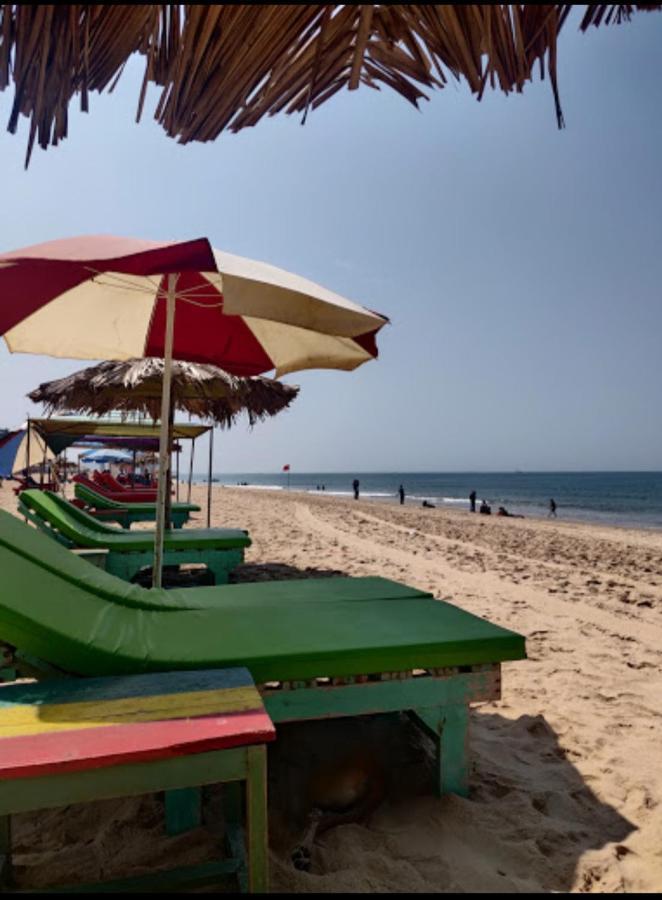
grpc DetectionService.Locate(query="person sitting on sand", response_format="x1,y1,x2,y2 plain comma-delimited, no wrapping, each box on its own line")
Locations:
422,499,436,508
479,499,491,515
497,505,525,519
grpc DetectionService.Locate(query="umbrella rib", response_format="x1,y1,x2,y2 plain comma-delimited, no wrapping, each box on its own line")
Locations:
85,268,225,302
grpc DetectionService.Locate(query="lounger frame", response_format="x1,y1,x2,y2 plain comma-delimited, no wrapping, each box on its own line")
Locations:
18,498,245,585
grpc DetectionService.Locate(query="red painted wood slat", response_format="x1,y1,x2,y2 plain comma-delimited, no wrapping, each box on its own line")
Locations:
0,711,275,779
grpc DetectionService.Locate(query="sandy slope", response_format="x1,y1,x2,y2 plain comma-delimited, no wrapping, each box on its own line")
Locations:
1,481,660,892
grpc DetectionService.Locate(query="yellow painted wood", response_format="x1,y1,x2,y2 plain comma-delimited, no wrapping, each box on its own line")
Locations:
0,686,260,738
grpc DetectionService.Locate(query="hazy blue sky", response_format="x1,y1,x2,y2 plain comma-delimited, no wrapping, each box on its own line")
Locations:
1,10,661,473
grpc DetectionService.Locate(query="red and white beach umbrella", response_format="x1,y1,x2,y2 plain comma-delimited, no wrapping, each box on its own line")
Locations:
0,235,388,586
0,236,386,376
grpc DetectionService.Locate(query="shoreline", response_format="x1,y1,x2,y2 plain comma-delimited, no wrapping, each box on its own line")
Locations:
185,479,662,537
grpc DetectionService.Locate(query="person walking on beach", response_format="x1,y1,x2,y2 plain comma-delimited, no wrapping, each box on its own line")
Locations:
469,490,477,513
549,498,557,518
398,484,405,505
352,478,360,500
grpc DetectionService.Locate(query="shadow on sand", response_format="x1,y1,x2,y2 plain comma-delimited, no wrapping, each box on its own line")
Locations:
267,709,635,893
231,561,348,583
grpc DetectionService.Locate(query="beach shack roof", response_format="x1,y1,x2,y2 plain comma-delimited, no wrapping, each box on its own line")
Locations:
30,417,211,455
1,4,660,166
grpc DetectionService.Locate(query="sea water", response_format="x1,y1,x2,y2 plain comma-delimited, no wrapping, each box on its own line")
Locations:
193,471,662,530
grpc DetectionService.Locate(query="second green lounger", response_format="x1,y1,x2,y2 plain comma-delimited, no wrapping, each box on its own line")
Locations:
19,490,250,585
74,482,199,529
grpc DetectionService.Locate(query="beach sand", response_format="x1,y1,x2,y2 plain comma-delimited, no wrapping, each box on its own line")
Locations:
1,481,660,892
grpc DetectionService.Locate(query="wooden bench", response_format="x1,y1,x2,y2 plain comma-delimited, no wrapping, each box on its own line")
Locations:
0,668,275,893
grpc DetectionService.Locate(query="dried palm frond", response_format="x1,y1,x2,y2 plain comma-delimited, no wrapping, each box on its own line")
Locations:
0,4,659,167
28,358,299,428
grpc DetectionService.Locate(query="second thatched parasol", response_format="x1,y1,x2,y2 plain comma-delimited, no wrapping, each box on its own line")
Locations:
29,358,299,426
29,358,299,527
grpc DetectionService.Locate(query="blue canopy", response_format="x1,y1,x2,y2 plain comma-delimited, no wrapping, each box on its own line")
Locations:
80,448,133,465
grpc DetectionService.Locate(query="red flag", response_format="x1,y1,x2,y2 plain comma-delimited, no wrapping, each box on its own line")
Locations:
282,464,290,472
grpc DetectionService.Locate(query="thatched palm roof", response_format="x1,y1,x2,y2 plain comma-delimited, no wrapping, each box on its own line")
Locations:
2,4,660,166
28,358,299,428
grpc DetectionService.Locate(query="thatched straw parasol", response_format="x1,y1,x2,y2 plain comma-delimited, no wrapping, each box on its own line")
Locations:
28,358,299,428
2,5,660,167
28,358,299,528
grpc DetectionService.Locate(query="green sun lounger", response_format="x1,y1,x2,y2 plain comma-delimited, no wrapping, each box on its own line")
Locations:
0,508,526,798
19,490,250,585
74,482,199,529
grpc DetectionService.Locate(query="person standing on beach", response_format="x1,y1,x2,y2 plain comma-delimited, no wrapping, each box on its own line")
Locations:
549,498,557,518
353,478,360,500
398,484,405,505
469,490,477,512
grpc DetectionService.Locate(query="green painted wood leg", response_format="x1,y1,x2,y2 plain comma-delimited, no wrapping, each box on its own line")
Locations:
104,554,137,582
246,746,268,894
165,788,202,836
207,550,244,585
413,705,470,798
0,815,12,889
223,781,248,893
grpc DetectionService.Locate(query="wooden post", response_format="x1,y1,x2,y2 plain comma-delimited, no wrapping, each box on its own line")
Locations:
176,441,180,503
164,396,175,531
207,427,214,528
187,438,195,504
247,746,268,893
0,815,12,888
40,434,47,487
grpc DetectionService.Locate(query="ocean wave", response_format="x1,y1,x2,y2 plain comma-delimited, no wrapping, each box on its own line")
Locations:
408,495,468,504
227,483,283,491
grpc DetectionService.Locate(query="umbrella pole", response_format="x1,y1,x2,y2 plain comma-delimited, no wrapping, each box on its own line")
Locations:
26,417,31,476
207,427,213,528
153,274,177,589
187,438,195,504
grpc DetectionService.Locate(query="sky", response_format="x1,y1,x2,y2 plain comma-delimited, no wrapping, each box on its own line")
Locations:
0,9,661,474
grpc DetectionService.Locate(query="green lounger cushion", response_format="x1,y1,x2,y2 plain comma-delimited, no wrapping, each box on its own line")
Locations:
0,510,526,681
20,490,250,553
75,482,200,514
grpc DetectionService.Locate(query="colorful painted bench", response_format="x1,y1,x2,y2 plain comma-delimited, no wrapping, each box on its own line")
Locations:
0,667,274,893
19,489,250,585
